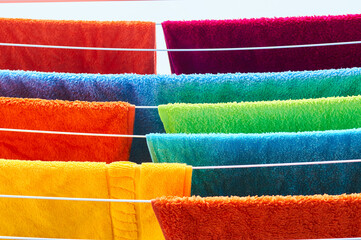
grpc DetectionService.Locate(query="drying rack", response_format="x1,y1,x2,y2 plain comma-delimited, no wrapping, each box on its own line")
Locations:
1,0,361,239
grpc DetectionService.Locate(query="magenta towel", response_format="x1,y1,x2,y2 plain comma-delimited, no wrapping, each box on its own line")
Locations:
162,14,361,74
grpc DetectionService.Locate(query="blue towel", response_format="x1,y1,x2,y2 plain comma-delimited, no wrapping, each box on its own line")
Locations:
2,67,361,163
147,129,361,197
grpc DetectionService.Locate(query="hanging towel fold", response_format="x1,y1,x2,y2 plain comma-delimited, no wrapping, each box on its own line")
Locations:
152,194,361,240
0,18,156,74
147,129,361,197
162,14,361,74
159,96,361,134
0,97,135,163
0,159,192,240
3,68,361,162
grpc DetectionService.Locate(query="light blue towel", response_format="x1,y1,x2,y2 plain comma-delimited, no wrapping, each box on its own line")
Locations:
147,129,361,197
2,67,361,162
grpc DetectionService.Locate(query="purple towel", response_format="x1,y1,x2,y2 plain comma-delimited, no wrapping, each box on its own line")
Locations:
162,14,361,74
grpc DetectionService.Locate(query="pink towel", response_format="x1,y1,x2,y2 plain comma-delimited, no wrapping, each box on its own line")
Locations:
162,14,361,74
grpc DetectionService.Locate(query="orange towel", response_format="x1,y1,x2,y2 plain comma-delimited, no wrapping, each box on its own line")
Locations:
152,194,361,240
0,18,156,74
0,97,135,163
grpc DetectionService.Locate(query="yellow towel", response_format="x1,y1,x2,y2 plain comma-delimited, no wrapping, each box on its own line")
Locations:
0,159,192,240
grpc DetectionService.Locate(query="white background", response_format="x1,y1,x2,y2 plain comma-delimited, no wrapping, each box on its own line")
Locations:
1,0,361,74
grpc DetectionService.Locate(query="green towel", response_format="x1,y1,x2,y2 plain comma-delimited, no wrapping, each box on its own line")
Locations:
158,96,361,133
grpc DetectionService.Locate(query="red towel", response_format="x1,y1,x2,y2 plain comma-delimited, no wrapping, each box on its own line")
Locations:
0,18,156,74
152,195,361,240
0,97,135,163
162,14,361,74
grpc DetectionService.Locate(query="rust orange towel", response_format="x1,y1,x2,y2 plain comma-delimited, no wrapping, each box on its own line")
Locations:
0,97,135,163
152,195,361,240
0,18,156,74
0,160,192,240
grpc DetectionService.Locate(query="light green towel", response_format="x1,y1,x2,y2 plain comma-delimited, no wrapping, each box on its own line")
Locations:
158,96,361,133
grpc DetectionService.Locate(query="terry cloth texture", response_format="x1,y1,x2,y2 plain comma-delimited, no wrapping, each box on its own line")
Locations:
2,68,361,162
147,129,361,197
0,160,192,240
162,14,361,74
0,97,135,163
0,18,156,74
159,95,361,134
152,195,361,240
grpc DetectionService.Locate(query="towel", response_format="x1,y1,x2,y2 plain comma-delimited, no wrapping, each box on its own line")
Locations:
152,194,361,240
159,96,361,134
0,159,192,240
147,129,361,197
2,68,361,162
0,18,156,74
162,14,361,74
0,97,135,163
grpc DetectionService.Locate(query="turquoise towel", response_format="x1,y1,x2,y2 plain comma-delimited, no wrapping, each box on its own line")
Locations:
2,68,361,162
147,129,361,197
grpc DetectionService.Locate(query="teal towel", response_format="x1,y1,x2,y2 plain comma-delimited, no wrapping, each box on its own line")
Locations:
147,129,361,197
159,96,361,134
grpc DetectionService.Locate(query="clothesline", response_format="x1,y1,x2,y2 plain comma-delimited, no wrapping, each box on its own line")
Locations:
0,127,148,138
0,119,358,167
0,237,85,240
1,125,361,168
192,159,361,169
0,236,360,240
0,0,161,2
135,106,158,109
0,152,360,202
3,236,356,240
0,194,152,203
0,151,360,200
1,40,361,52
0,0,162,3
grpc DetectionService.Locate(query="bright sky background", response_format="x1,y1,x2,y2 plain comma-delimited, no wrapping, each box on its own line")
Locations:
1,0,361,74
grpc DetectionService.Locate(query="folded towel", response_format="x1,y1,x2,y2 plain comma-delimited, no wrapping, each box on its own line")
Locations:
159,96,361,134
3,67,361,162
0,97,135,163
0,159,192,240
152,194,361,240
0,18,156,74
162,14,361,74
147,129,361,196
